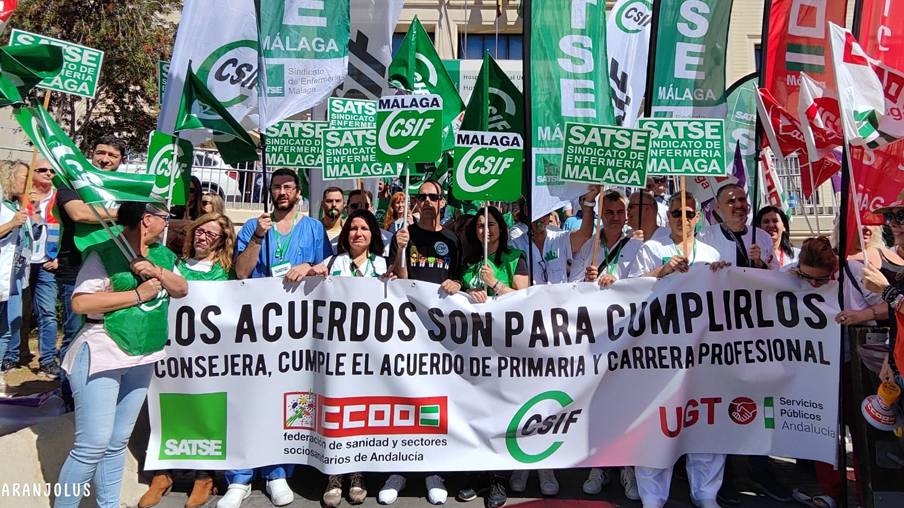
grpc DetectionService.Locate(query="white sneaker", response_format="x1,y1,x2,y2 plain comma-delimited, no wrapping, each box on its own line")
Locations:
582,467,609,495
621,466,640,501
378,474,407,505
509,470,529,493
217,483,251,508
0,376,14,398
425,475,447,505
266,478,294,507
538,469,559,496
691,498,722,508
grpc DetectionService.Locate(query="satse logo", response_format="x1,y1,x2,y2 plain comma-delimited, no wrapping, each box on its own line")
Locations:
159,392,227,460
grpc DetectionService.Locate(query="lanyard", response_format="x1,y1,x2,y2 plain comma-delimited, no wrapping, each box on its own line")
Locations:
722,224,750,267
674,240,698,265
273,211,299,260
600,236,626,276
349,254,373,277
778,250,785,267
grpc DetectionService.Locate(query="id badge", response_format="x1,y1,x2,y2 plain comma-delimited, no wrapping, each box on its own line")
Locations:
272,262,291,277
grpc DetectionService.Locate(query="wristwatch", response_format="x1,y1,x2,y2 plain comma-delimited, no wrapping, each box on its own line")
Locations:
582,200,596,208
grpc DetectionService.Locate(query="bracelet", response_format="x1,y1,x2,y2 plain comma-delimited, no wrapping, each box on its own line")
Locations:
873,307,880,318
884,286,900,304
492,281,503,293
894,294,904,312
157,266,163,279
253,232,266,240
134,289,142,306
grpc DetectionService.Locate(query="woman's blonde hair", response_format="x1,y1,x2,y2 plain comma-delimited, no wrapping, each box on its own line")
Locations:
202,193,226,215
182,212,237,272
383,191,407,230
0,160,27,201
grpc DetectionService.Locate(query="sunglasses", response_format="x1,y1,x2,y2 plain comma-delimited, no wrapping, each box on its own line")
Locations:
416,193,441,202
34,167,54,174
670,210,696,219
348,202,370,211
884,210,904,225
201,200,213,206
652,177,667,184
794,268,832,284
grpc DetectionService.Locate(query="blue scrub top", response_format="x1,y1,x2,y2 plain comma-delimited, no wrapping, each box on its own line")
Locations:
236,214,331,278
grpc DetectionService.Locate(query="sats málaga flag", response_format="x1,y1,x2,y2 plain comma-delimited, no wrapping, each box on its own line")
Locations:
763,0,848,119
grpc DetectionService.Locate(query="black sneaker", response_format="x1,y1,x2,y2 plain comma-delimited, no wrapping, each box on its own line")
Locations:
457,488,478,502
38,362,61,380
749,470,793,502
485,476,506,508
718,483,741,505
1,359,16,373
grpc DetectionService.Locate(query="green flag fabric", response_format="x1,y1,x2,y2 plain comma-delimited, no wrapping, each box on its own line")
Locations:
173,65,259,165
388,16,464,151
461,52,524,135
0,45,64,106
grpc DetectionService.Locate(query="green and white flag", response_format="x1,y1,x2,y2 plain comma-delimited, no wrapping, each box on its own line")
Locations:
147,131,194,206
388,15,464,151
460,52,524,135
0,44,64,106
8,30,104,98
173,66,259,165
14,105,157,204
530,0,615,220
453,131,523,201
376,94,443,163
649,0,733,118
257,0,350,129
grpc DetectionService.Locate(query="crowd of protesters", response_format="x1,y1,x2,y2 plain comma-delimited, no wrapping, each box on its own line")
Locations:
0,143,899,508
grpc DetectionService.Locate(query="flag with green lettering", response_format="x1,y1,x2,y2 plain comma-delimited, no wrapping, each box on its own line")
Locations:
0,45,64,106
388,15,464,151
173,65,259,165
649,0,734,118
461,51,524,135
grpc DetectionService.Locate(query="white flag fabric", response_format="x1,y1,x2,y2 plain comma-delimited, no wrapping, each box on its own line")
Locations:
797,72,843,163
257,0,350,129
828,23,904,148
157,0,260,142
606,0,653,127
335,0,405,100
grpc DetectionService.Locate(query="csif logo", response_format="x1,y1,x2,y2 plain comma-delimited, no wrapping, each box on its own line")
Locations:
506,391,582,464
376,94,443,163
452,131,523,199
159,392,227,460
196,40,259,109
414,53,439,92
615,0,653,34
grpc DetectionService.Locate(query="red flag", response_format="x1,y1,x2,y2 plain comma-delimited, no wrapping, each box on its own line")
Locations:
763,0,848,118
0,0,16,35
845,0,904,255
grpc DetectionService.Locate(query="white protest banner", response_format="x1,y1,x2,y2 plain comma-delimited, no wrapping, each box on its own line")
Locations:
147,268,841,473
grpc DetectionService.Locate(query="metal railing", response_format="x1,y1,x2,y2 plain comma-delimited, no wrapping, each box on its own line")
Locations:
772,154,840,223
0,125,35,162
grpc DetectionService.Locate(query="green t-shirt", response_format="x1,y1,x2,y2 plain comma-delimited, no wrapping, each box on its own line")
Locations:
462,248,526,295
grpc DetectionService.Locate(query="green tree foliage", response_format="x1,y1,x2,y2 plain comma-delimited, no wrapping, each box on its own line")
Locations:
10,0,181,152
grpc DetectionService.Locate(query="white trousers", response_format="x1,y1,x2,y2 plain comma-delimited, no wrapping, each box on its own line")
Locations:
635,453,726,508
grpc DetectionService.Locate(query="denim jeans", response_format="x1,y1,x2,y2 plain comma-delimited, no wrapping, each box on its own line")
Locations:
55,343,154,508
57,280,79,408
32,264,59,367
226,465,295,485
1,279,22,364
0,301,9,365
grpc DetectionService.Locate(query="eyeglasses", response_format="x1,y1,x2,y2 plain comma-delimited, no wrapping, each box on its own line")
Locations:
670,210,696,219
194,228,222,242
884,210,904,225
270,184,298,192
652,177,667,184
794,267,832,284
537,259,549,283
34,167,53,174
416,193,441,202
150,213,170,225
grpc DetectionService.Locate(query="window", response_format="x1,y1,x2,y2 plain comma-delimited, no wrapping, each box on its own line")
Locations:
754,43,762,74
458,34,522,60
392,31,435,56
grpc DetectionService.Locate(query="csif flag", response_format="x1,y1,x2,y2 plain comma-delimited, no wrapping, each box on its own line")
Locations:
606,0,653,127
829,23,904,149
388,15,464,152
0,45,64,106
460,52,523,135
797,72,843,164
173,65,259,165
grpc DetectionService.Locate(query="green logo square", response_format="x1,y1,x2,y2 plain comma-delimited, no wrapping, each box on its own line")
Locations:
376,94,444,163
267,64,285,98
159,392,227,460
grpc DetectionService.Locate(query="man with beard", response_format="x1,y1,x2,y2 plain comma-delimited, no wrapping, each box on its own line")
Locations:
627,190,667,242
321,186,345,244
697,184,778,271
235,168,331,282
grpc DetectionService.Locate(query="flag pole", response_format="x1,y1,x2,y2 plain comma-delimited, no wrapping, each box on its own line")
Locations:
162,135,180,244
522,0,534,285
90,205,136,263
640,0,662,240
404,158,411,226
590,186,603,267
483,196,489,274
22,90,51,205
751,0,773,248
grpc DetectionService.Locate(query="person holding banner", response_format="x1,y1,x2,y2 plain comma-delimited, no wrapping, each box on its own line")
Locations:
461,206,528,303
629,191,729,508
55,200,188,508
696,185,778,270
347,189,393,256
578,189,644,289
627,190,665,242
755,206,798,270
382,180,461,506
234,167,331,281
310,208,389,281
140,212,236,508
0,161,29,398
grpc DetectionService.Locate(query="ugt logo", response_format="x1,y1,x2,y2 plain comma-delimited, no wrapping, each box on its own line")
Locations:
659,397,722,438
506,391,582,464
